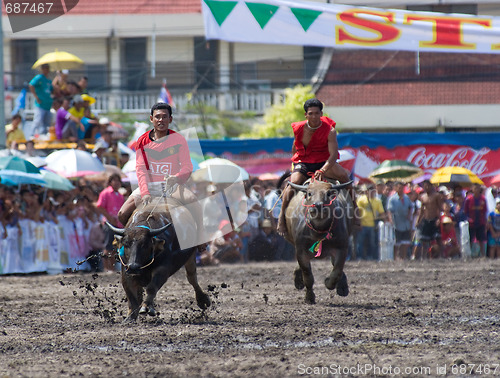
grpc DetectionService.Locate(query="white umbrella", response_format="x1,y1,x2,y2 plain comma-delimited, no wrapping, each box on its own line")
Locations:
26,156,47,168
45,149,105,178
192,158,249,183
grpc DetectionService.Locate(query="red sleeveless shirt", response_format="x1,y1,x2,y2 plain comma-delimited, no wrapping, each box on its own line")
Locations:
291,116,337,164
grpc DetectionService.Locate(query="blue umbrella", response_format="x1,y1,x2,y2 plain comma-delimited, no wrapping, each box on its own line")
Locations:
0,156,40,174
0,169,46,186
39,169,74,191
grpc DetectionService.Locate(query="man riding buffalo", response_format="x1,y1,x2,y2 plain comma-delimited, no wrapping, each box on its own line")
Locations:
118,102,206,251
277,98,356,237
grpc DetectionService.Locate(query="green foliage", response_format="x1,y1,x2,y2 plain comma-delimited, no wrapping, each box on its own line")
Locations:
184,97,255,139
242,85,316,138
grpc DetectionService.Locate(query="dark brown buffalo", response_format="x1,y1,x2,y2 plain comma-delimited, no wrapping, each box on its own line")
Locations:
284,179,353,304
107,199,210,322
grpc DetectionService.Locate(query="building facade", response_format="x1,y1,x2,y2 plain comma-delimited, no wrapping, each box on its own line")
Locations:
3,0,500,132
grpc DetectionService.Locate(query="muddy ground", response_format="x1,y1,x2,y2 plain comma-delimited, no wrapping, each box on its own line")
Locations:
0,258,499,377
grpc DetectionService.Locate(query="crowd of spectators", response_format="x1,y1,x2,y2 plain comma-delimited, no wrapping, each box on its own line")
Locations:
5,64,110,152
0,170,499,274
0,174,296,274
353,179,500,261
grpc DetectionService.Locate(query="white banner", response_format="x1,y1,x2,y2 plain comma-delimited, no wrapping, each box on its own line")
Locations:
202,0,500,54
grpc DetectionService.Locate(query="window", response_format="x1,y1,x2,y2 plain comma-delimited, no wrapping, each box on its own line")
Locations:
121,38,147,91
194,37,218,90
11,39,37,89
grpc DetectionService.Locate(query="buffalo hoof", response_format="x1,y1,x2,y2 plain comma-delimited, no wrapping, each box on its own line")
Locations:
196,292,211,310
294,268,304,290
305,290,316,305
123,315,137,324
139,305,156,316
336,272,349,297
324,276,335,291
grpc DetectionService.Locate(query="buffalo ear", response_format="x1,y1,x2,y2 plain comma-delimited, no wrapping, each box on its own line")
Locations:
153,239,165,252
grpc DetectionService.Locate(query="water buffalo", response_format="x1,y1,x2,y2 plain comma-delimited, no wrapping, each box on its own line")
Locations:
284,179,354,304
107,199,210,322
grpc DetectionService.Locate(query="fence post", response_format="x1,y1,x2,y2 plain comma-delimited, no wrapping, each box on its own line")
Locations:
378,221,395,261
459,221,471,259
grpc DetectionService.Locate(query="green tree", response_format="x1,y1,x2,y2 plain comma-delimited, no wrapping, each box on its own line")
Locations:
184,96,255,139
243,85,315,138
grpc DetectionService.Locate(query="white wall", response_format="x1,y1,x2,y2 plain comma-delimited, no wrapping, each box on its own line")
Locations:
148,37,194,63
38,38,107,64
233,43,303,63
328,104,500,131
2,14,204,39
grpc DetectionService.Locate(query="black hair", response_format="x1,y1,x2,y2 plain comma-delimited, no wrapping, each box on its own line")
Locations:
11,114,22,121
304,98,323,112
151,102,172,117
107,173,122,186
67,81,81,91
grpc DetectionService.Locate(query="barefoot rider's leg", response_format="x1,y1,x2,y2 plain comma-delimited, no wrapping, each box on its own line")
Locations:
323,162,349,184
277,171,307,236
118,194,137,226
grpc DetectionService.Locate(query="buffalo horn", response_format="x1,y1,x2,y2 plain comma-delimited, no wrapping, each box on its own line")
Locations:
149,223,172,237
105,222,125,236
288,182,309,192
329,180,353,191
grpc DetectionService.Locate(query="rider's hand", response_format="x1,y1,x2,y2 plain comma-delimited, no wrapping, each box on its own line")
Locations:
142,194,152,206
165,175,179,187
314,169,325,181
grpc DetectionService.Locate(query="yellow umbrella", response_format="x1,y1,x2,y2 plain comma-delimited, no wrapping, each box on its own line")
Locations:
430,166,484,186
32,49,84,71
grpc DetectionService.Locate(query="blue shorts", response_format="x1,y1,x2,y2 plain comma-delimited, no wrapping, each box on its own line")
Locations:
488,235,500,247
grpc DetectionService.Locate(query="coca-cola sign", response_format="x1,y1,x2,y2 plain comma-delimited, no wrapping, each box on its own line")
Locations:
407,147,490,176
357,145,500,186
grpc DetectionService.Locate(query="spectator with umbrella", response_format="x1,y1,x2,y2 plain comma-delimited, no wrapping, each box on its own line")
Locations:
28,64,53,138
417,180,444,259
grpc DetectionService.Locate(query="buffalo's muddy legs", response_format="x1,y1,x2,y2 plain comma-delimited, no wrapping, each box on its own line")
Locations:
185,252,211,310
296,253,315,304
324,250,349,297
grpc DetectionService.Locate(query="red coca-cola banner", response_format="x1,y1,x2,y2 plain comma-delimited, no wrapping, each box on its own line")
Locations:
197,135,500,186
352,145,500,186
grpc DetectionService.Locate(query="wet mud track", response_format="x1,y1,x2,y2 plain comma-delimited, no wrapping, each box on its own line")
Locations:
0,259,499,377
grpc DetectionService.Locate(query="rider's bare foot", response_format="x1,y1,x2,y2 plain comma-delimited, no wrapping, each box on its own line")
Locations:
277,218,288,237
197,242,208,253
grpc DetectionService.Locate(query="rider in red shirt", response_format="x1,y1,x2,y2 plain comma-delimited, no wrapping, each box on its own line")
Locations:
118,102,206,250
277,98,353,237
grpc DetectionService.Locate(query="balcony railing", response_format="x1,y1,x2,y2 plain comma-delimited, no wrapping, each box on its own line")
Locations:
6,89,285,118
